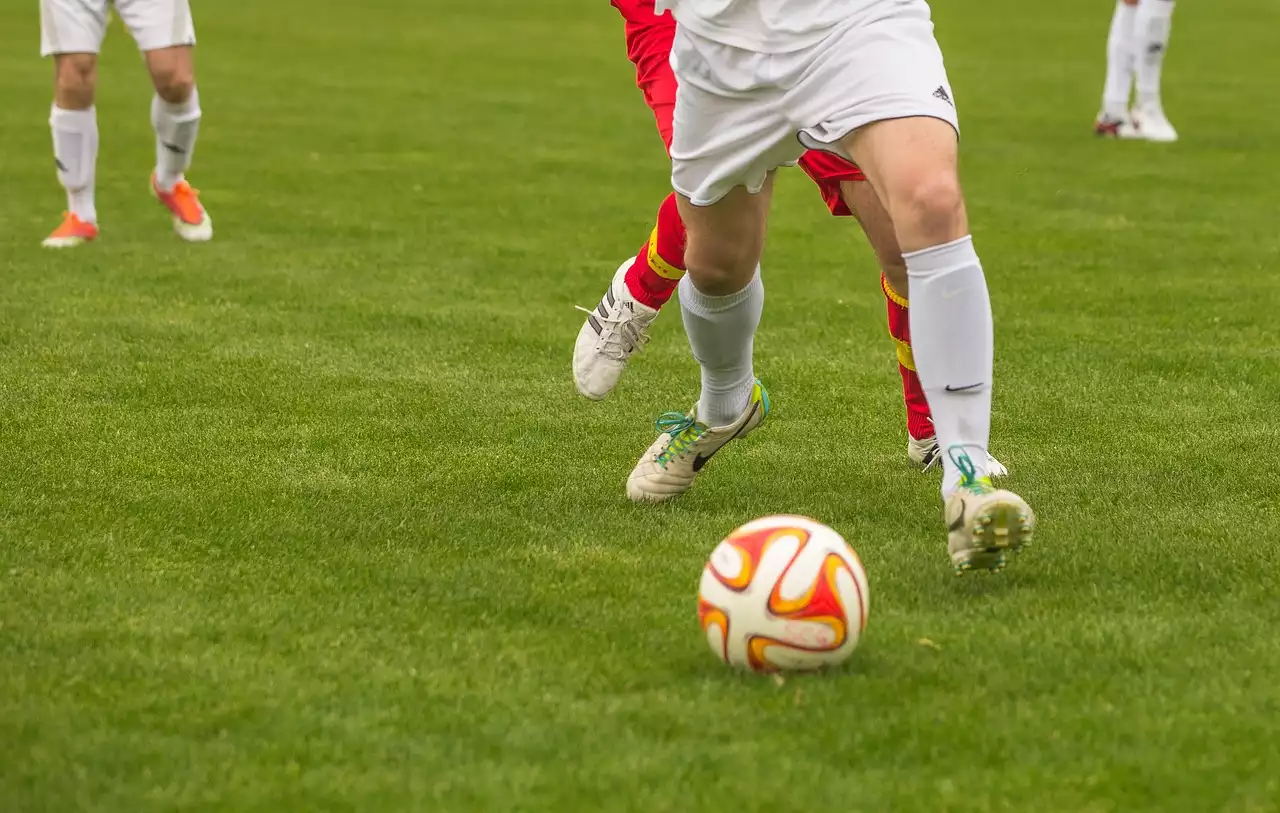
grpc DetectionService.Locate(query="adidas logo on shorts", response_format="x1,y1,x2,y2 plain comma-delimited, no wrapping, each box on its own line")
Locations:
933,85,953,106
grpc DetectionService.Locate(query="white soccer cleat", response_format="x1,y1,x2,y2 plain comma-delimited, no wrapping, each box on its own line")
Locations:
909,435,1008,477
573,261,658,400
1120,102,1179,143
627,380,770,502
944,452,1036,575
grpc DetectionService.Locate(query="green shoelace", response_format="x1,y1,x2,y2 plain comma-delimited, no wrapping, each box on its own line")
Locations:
654,412,707,467
949,446,994,493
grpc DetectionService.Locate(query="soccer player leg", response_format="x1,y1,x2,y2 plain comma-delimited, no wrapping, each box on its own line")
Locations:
1097,0,1139,135
812,7,1031,570
573,19,684,400
626,31,788,502
41,0,107,247
120,0,211,240
835,177,934,454
624,17,688,313
1129,0,1178,141
836,177,1008,476
849,126,1032,571
626,184,771,503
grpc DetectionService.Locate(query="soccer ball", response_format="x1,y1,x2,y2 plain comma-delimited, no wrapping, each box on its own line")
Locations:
697,515,870,672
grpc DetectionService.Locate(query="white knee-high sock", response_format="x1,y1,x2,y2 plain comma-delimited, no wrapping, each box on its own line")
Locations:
50,105,99,223
679,268,764,428
1102,0,1137,118
1135,0,1175,108
905,236,994,497
152,88,201,192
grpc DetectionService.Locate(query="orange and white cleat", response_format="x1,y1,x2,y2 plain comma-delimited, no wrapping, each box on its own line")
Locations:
42,211,99,248
152,174,213,242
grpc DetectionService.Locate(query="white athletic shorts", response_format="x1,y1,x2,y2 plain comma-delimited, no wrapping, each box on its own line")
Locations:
668,0,959,206
40,0,196,56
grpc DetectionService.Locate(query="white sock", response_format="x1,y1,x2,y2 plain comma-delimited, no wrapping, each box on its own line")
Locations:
49,105,99,223
151,88,201,192
1102,0,1137,118
679,268,764,428
1135,0,1175,108
904,236,994,497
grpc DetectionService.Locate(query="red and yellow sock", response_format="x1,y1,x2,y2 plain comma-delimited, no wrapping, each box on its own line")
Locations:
624,192,686,310
883,274,935,441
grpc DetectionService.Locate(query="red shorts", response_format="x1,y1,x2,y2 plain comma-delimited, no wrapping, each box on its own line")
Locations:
612,0,865,217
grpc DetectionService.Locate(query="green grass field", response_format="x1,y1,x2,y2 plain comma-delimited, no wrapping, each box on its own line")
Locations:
3,1,1279,810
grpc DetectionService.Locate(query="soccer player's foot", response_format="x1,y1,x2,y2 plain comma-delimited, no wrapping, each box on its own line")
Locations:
909,434,1008,477
152,174,213,242
42,211,99,248
1094,111,1129,137
944,449,1035,575
573,260,659,400
627,380,769,502
1123,102,1178,142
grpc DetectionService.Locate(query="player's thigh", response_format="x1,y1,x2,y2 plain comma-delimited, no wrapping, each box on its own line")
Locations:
40,0,109,56
839,179,907,294
114,0,196,53
677,175,773,295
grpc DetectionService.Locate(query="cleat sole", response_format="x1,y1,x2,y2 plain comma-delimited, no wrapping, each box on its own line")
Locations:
951,495,1035,576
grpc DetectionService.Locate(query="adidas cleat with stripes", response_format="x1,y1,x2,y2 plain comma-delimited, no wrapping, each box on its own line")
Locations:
573,260,658,400
944,451,1035,575
627,380,769,503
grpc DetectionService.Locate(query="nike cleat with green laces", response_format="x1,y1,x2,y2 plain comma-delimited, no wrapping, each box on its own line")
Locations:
944,448,1036,575
626,380,770,503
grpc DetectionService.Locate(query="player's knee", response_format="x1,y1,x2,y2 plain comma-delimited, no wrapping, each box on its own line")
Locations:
54,54,97,108
685,244,758,296
151,65,195,104
898,174,966,242
685,263,753,297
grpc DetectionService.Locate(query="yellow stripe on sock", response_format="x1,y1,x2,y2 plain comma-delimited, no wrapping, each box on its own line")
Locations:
892,336,916,371
647,227,685,281
881,274,909,308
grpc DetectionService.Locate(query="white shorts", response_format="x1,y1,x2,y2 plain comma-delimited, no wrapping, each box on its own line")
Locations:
40,0,196,56
669,0,959,206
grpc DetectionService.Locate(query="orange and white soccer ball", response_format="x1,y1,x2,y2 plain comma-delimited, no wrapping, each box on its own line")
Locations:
697,515,870,672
